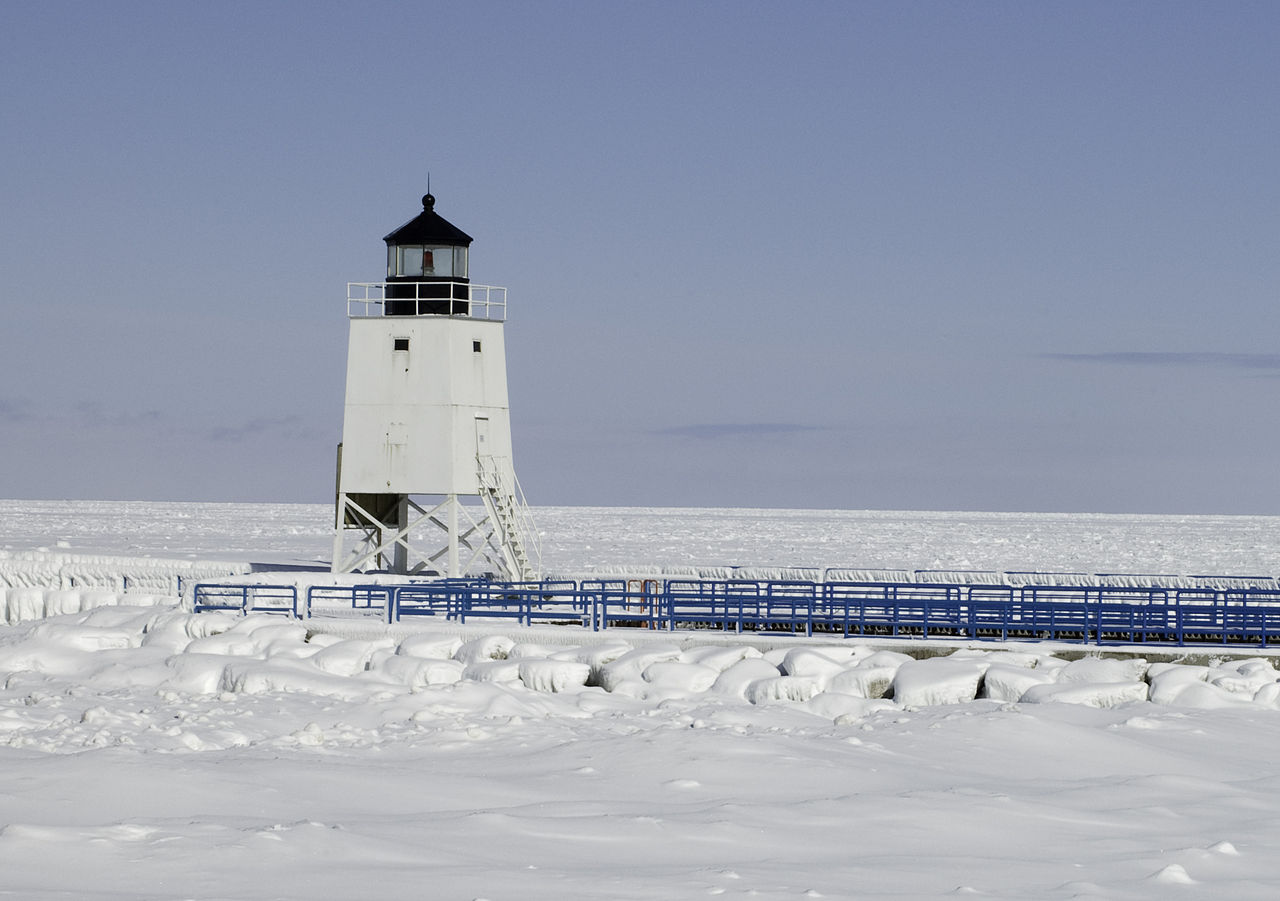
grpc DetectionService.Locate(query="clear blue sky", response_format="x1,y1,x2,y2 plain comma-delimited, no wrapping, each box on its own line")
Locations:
3,1,1278,514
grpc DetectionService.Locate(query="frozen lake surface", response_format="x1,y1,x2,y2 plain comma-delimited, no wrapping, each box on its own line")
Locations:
3,500,1280,899
5,499,1280,577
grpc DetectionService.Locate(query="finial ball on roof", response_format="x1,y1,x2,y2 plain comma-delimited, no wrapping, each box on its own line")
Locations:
422,193,435,211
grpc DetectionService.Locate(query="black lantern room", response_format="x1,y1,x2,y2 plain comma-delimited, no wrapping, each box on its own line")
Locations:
383,193,474,315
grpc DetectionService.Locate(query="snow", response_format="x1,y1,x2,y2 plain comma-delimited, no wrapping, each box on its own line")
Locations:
8,499,1280,576
5,501,1280,898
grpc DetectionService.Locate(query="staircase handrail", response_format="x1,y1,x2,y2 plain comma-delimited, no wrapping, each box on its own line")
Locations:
476,454,542,580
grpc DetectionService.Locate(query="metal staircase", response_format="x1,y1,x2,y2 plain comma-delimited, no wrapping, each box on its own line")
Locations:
476,454,541,582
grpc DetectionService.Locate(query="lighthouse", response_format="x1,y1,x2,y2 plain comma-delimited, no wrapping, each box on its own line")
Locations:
331,192,539,580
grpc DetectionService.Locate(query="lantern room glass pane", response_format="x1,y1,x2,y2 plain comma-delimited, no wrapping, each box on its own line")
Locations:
398,246,425,277
427,246,449,277
389,244,467,278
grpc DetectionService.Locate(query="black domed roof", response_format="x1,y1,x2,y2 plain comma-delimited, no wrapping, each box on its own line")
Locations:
383,194,473,246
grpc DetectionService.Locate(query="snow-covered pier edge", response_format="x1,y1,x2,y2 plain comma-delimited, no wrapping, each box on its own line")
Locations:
0,548,249,593
0,551,250,625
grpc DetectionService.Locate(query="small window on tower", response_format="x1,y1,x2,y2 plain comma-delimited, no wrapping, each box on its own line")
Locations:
394,338,410,352
473,340,482,353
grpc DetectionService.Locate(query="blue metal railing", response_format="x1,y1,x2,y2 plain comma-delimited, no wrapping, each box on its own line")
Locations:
192,584,301,617
392,579,585,626
189,577,1280,648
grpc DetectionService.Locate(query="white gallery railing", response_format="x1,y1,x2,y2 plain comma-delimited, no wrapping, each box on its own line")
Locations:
347,282,508,320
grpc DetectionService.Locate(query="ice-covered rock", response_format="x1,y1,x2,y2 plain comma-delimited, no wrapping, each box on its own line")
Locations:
778,648,849,684
30,621,136,652
1163,680,1257,710
642,660,719,693
241,622,309,656
454,635,516,664
1021,681,1149,708
310,638,396,677
862,650,915,668
163,653,233,695
746,675,823,705
1147,663,1209,705
806,691,893,722
518,660,592,693
221,658,397,700
1254,682,1280,707
964,649,1042,670
396,633,463,660
1057,656,1149,684
892,658,985,707
982,663,1056,702
508,642,561,660
376,655,465,688
462,659,523,683
680,644,763,672
1208,658,1278,696
558,642,633,675
181,631,261,658
710,657,782,698
597,645,681,692
827,663,900,699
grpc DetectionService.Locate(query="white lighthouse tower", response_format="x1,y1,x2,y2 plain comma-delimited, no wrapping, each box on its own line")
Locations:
332,192,539,580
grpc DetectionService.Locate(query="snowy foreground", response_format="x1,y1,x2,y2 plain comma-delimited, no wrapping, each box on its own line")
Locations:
4,502,1280,899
